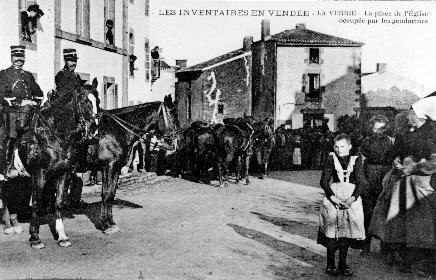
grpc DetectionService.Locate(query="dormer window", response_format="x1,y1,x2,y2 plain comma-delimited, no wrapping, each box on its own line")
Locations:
309,48,319,64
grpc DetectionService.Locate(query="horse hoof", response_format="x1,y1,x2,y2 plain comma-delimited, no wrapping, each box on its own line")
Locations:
104,225,120,235
30,240,46,249
57,239,72,247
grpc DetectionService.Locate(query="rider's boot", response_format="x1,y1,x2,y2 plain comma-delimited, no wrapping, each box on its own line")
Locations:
3,138,18,180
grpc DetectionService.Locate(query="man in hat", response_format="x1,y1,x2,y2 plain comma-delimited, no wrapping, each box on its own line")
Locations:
0,45,43,179
55,49,89,209
55,49,82,99
21,4,44,42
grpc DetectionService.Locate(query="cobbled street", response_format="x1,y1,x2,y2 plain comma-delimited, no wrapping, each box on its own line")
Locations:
0,171,429,280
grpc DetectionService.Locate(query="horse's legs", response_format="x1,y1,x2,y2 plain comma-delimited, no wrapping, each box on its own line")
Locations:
245,152,251,185
29,171,45,249
255,149,264,179
2,200,12,231
106,169,119,226
235,155,242,184
101,164,120,235
54,173,71,247
100,166,109,230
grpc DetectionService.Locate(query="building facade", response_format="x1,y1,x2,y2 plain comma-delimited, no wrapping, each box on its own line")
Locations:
252,21,363,131
175,39,252,128
0,0,150,110
174,20,363,131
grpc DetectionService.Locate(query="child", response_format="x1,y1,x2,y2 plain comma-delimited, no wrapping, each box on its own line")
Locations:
318,133,367,276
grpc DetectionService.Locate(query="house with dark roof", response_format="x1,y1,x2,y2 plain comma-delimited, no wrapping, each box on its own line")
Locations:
252,21,363,130
175,40,252,127
175,20,364,130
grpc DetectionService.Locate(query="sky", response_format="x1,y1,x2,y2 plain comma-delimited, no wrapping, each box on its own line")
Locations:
150,0,436,95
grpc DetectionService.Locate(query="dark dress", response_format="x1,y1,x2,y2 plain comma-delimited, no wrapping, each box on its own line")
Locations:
360,134,393,244
369,121,436,249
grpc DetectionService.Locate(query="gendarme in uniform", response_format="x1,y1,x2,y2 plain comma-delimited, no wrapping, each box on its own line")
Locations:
55,48,82,98
0,45,43,178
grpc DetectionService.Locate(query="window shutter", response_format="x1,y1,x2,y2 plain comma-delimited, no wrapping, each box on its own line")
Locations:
114,84,118,109
314,75,320,90
103,83,108,109
301,74,307,92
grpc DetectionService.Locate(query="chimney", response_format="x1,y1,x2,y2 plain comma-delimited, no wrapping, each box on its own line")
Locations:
261,19,270,41
295,23,306,30
176,59,187,69
376,63,387,73
243,36,253,52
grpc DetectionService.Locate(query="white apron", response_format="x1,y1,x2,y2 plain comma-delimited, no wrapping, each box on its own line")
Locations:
319,153,366,240
293,147,301,165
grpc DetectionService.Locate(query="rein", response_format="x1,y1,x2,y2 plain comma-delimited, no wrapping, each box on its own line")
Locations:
101,109,175,151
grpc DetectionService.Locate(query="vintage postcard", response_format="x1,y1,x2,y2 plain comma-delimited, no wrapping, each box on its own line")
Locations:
0,0,434,279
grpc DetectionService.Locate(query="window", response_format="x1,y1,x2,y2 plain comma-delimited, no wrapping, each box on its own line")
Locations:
303,114,324,128
309,48,319,64
218,103,224,114
186,94,191,119
145,0,149,16
19,0,43,46
76,0,90,38
145,38,150,81
302,73,321,100
307,74,320,99
104,0,115,46
129,28,136,77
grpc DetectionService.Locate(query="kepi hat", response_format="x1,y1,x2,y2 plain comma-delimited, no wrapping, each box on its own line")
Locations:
63,48,78,61
10,45,25,58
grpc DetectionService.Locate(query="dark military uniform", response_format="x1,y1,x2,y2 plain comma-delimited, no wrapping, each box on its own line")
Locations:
0,65,43,174
55,67,82,99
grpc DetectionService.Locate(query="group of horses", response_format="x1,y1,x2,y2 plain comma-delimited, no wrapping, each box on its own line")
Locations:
2,77,275,249
2,78,174,249
159,116,276,188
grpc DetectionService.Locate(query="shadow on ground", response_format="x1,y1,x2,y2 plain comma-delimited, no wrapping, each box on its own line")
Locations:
1,198,143,234
228,223,326,280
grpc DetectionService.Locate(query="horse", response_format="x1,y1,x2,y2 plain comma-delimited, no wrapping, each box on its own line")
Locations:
16,79,98,249
215,117,254,187
88,94,178,234
252,118,275,179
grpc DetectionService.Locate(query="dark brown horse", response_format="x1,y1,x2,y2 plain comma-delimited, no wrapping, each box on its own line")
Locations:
87,95,178,234
215,117,254,187
18,79,98,249
252,118,275,179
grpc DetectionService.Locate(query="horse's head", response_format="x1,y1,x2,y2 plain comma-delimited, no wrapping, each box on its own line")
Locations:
78,78,99,124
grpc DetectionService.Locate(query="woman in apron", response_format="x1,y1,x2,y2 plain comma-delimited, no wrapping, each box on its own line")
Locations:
318,133,367,276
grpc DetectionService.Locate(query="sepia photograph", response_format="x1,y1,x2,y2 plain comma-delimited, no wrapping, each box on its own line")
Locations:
0,0,435,279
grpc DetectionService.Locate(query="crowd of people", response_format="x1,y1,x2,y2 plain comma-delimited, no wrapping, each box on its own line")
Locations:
314,103,435,277
270,115,364,171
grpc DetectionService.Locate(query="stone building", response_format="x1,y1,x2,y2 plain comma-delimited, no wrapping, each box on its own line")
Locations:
252,20,363,131
175,20,364,131
175,39,252,128
0,0,151,109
